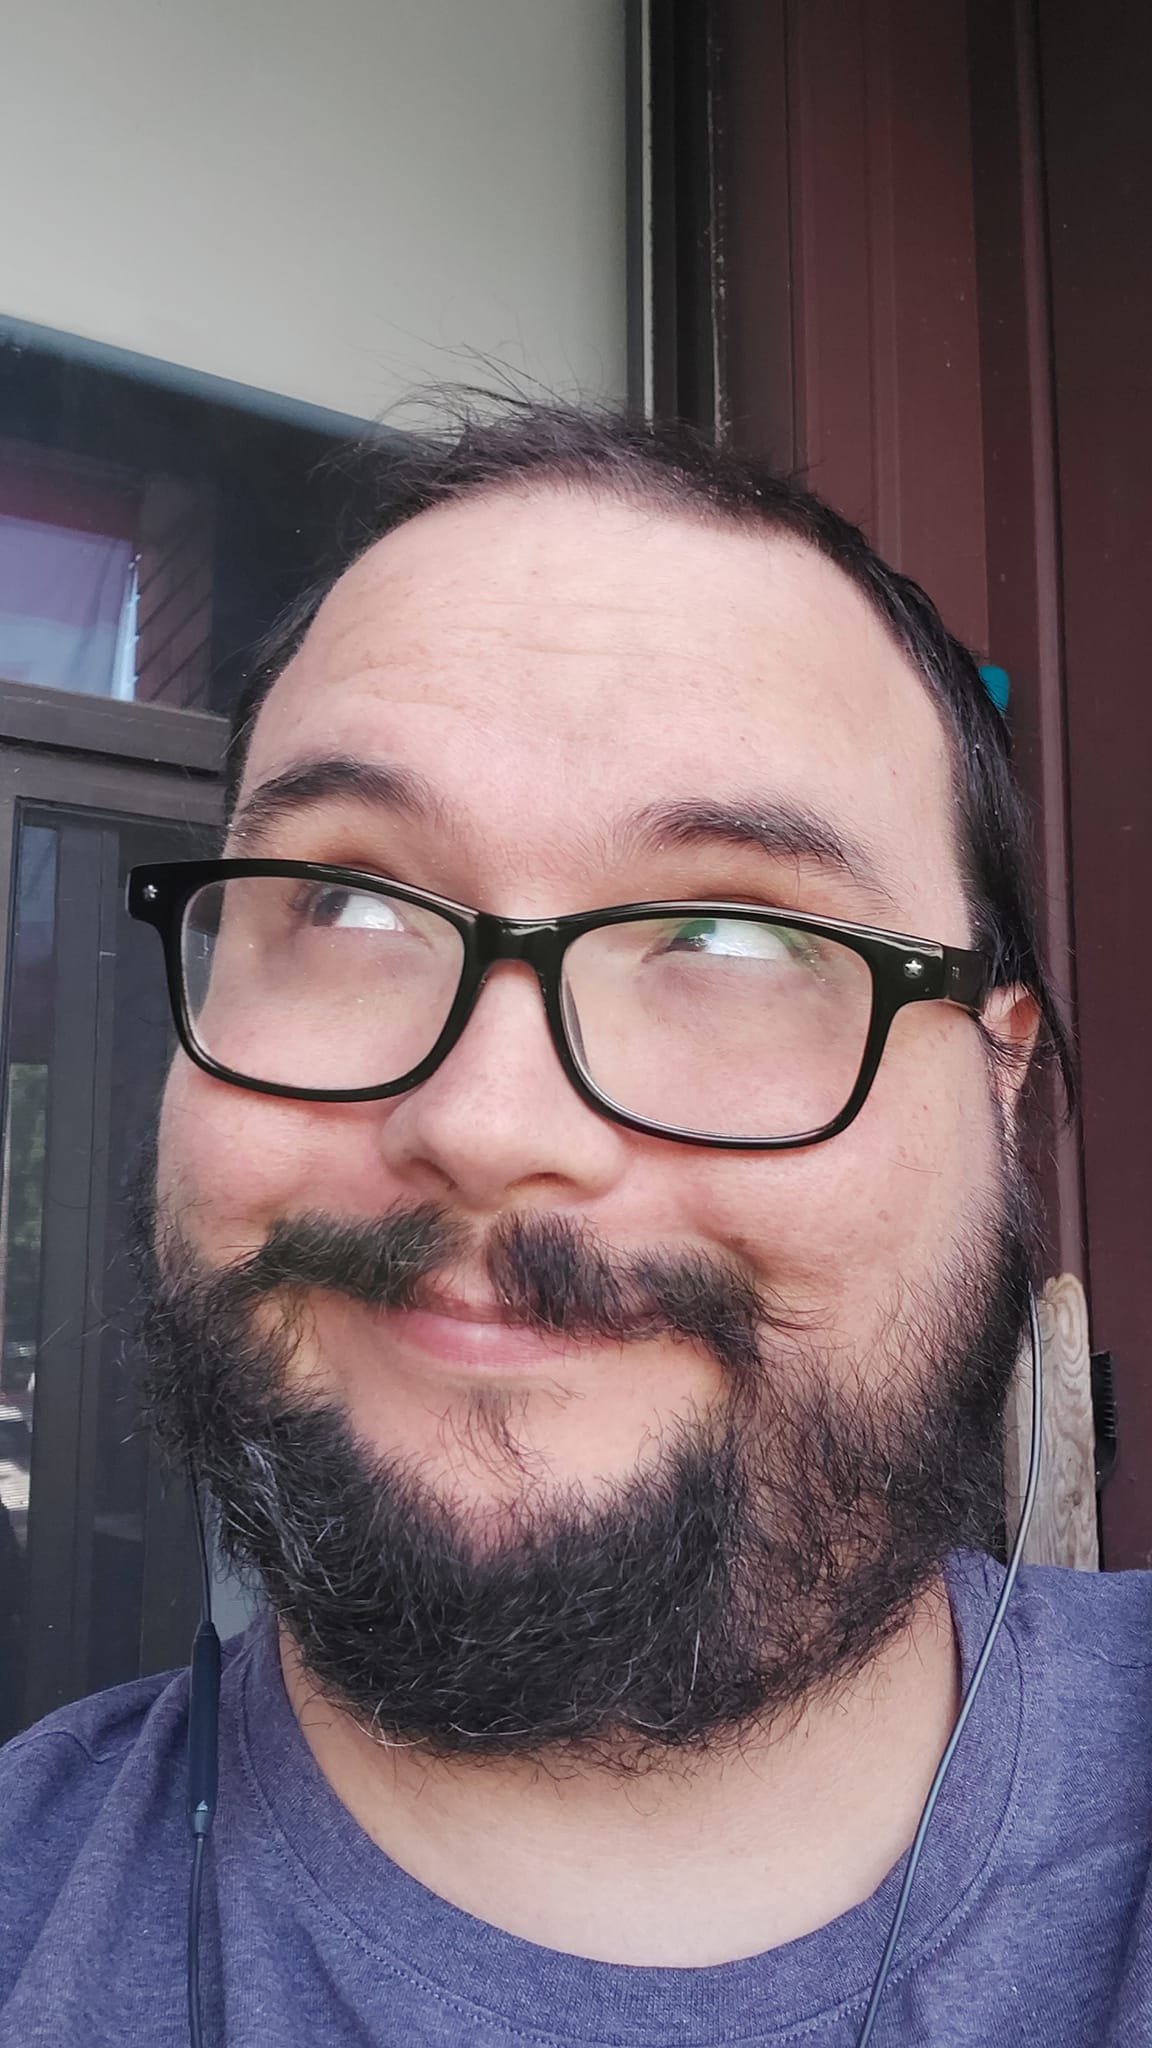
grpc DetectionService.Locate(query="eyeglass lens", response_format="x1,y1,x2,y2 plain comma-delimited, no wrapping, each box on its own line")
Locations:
180,879,874,1140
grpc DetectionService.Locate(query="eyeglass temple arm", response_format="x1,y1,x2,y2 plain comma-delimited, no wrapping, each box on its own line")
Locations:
941,945,993,1012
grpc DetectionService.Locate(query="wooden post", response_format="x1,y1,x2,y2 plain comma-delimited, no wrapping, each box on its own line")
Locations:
1004,1272,1098,1569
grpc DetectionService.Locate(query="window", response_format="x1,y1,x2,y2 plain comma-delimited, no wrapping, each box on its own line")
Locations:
0,333,364,1736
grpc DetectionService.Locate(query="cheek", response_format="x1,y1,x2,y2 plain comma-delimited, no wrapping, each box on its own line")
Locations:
156,1055,402,1260
673,1009,1001,1326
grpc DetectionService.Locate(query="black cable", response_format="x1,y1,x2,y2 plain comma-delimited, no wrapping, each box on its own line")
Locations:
185,1466,221,2048
189,1458,212,1619
187,1834,208,2048
852,1285,1045,2046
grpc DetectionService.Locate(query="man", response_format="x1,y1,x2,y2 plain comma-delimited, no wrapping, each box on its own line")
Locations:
1,405,1149,2047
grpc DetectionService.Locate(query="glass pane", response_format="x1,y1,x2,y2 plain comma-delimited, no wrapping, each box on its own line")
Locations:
0,513,135,698
0,804,213,1737
0,337,357,715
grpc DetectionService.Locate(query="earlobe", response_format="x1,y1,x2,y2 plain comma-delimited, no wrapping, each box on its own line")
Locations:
979,985,1041,1129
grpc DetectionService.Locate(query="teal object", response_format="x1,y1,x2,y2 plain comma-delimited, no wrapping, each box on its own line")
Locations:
978,663,1011,714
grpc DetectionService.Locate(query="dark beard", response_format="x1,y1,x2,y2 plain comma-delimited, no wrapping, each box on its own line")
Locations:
135,1190,1033,1767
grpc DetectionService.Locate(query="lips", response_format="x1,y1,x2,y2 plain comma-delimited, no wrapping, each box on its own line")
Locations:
415,1288,517,1326
380,1285,574,1373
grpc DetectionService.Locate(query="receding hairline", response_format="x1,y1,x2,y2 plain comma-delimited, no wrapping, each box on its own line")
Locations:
251,475,960,891
284,468,931,707
327,466,850,572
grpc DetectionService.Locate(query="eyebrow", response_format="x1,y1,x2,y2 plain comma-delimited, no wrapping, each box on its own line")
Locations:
622,796,897,907
229,755,895,907
228,757,443,851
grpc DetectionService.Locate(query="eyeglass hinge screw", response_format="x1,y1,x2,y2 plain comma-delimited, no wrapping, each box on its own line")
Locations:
143,884,158,902
904,957,925,979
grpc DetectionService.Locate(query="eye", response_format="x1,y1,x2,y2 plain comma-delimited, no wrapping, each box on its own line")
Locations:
298,885,407,933
660,917,818,965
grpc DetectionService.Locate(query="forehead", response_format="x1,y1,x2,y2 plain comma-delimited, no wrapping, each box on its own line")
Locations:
242,488,965,927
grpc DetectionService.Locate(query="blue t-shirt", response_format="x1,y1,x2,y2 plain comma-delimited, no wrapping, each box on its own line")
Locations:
1,1552,1151,2046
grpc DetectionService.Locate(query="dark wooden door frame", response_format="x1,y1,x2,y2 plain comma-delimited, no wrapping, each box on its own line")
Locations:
1034,0,1152,1568
642,0,727,434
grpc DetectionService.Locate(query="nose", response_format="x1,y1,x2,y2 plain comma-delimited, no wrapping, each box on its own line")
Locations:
373,960,630,1215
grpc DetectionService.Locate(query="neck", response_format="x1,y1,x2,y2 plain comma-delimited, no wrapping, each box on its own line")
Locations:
279,1576,959,1967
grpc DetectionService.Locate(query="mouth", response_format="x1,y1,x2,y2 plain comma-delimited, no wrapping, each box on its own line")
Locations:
371,1287,583,1377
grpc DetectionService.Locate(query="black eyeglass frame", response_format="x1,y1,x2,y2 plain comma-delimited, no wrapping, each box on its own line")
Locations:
127,858,992,1152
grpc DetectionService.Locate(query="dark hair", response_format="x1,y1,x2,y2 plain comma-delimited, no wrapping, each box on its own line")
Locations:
227,399,1073,1101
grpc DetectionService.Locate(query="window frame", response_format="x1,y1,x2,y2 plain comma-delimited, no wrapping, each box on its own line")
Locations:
0,676,227,776
0,745,222,1726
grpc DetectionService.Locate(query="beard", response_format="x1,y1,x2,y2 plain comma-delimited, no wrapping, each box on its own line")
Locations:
135,1175,1034,1769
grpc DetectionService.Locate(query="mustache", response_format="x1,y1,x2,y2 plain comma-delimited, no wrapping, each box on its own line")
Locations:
194,1203,799,1382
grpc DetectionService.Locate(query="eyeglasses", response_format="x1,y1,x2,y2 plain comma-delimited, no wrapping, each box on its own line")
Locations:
127,859,991,1151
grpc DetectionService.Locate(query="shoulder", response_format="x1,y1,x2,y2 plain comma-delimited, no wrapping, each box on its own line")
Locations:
1010,1559,1152,1674
953,1549,1152,1674
979,1558,1152,1858
952,1552,1152,1805
0,1664,189,1993
0,1661,186,1824
0,1630,254,2014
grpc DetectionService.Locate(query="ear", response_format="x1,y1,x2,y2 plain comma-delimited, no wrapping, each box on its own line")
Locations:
979,985,1041,1134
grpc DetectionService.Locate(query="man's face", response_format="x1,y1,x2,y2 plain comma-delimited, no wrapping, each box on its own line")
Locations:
147,488,1033,1750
